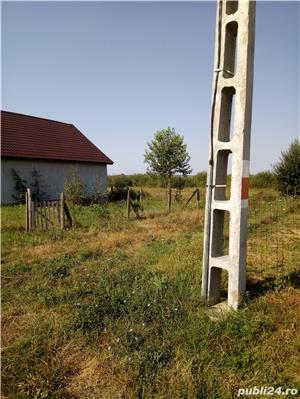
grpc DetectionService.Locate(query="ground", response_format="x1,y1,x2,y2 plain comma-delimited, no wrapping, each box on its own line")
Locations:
2,188,300,399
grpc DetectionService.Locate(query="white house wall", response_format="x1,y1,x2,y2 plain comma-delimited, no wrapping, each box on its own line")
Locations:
1,158,108,204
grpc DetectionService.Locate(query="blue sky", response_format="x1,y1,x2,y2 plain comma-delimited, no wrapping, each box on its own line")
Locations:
2,1,299,174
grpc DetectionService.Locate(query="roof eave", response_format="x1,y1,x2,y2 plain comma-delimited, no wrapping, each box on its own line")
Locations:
1,154,114,165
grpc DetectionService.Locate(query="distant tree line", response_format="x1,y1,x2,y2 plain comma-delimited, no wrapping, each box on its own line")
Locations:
109,139,300,195
108,173,205,189
108,171,278,190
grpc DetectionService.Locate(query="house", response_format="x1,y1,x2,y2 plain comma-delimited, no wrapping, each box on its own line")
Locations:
1,111,113,204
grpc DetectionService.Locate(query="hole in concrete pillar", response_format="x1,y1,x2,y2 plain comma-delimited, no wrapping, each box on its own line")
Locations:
211,209,230,257
221,269,229,299
226,1,238,15
218,87,235,142
214,150,232,200
209,267,222,304
208,268,228,305
223,21,238,78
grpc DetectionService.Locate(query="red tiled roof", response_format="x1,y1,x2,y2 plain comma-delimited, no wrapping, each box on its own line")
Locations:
1,111,113,165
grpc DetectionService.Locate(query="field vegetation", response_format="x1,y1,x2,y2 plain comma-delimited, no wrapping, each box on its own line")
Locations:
107,171,276,190
2,187,300,398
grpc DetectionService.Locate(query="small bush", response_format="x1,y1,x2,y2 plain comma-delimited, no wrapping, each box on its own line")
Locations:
273,139,300,196
64,168,86,205
90,177,108,205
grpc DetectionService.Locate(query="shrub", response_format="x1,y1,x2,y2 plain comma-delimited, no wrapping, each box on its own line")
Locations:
108,174,133,189
90,177,108,205
108,187,139,202
64,168,86,205
273,139,300,196
249,171,276,188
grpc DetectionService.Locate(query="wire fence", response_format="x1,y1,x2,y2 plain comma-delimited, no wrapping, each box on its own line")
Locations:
247,191,300,283
130,188,299,281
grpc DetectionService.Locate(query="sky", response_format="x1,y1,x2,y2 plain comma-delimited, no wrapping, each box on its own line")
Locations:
1,1,299,175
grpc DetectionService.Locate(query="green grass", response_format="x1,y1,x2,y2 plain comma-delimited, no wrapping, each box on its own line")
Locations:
2,188,300,398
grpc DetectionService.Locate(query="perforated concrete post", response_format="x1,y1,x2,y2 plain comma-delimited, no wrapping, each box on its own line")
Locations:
202,0,255,309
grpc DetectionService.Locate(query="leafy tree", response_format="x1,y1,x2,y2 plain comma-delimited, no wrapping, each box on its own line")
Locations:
144,127,192,190
273,139,300,196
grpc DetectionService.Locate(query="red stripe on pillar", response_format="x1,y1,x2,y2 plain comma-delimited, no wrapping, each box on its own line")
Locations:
241,177,249,199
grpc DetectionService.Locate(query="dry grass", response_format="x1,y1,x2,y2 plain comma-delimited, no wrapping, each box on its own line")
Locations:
3,205,203,268
67,355,128,399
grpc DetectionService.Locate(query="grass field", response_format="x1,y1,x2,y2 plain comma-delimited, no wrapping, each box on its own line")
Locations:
2,188,300,399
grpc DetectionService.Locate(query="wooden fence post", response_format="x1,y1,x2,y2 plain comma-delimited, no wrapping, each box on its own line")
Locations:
127,188,131,220
44,201,48,230
259,191,264,207
168,188,172,213
64,201,73,228
183,188,198,209
197,189,201,209
56,201,60,225
60,192,65,229
25,190,29,231
130,199,141,220
27,188,34,231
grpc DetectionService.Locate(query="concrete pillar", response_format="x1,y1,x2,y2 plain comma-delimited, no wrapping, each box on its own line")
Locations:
202,0,255,309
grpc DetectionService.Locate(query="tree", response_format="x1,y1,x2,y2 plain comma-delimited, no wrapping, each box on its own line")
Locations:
144,127,192,190
273,139,300,196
